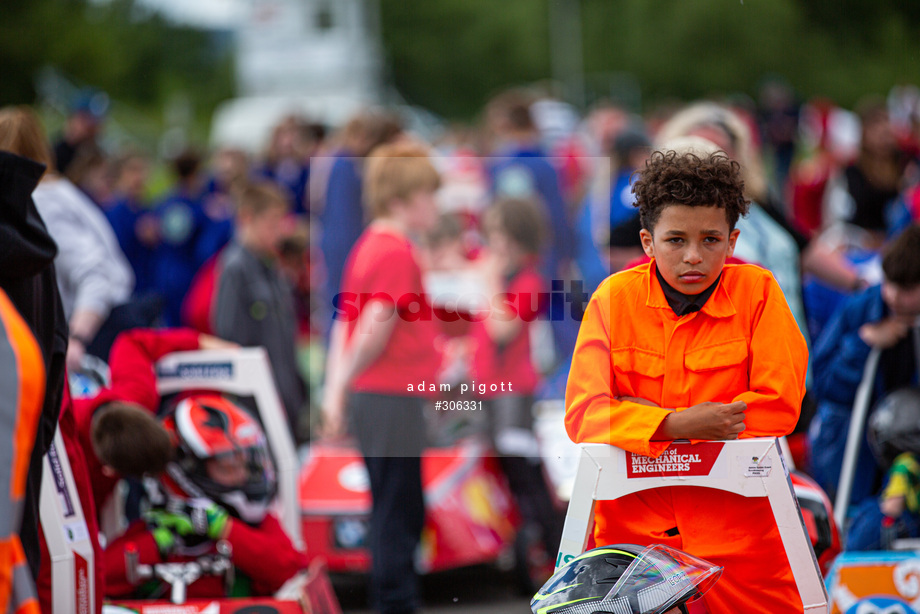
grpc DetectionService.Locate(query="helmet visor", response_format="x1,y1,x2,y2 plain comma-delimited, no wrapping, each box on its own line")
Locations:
605,545,723,614
206,446,273,488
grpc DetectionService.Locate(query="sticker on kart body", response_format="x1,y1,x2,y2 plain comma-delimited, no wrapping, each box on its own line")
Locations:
338,462,370,493
743,454,772,477
626,442,724,478
63,520,90,544
47,442,75,517
157,362,233,380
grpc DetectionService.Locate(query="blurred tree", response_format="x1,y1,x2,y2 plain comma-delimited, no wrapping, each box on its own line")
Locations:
380,0,552,120
4,0,920,125
580,0,920,111
379,0,920,119
0,0,233,124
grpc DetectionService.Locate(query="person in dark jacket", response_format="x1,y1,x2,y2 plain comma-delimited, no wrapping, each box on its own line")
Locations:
809,224,920,505
0,151,68,581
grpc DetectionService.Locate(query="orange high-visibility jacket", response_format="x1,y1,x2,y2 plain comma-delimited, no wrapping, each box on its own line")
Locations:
565,261,808,613
0,289,44,614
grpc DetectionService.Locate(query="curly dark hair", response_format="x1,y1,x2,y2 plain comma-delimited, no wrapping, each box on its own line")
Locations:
632,150,750,232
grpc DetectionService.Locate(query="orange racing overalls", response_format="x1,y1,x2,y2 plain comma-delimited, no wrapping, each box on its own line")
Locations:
565,262,808,613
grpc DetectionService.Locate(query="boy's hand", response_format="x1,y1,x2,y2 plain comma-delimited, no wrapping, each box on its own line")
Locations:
320,383,348,439
66,336,88,373
664,401,747,440
881,495,906,518
859,318,910,349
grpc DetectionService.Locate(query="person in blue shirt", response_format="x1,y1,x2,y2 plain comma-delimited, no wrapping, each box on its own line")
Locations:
608,126,652,229
254,116,313,216
484,90,577,362
105,151,158,296
153,149,209,327
574,123,652,293
316,110,402,326
809,224,920,506
485,89,573,282
197,147,250,266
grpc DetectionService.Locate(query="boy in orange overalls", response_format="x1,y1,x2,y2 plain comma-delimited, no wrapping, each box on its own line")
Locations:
565,149,808,613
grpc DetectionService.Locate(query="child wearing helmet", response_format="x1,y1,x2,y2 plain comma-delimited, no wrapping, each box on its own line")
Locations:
565,149,808,612
104,394,308,598
845,388,920,551
37,328,230,611
72,328,236,515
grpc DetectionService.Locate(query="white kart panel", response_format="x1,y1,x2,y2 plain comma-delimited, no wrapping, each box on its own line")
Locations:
558,438,828,613
40,428,96,614
155,347,303,550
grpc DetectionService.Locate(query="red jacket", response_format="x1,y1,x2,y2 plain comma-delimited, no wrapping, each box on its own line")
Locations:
104,513,307,598
40,329,201,613
73,328,201,513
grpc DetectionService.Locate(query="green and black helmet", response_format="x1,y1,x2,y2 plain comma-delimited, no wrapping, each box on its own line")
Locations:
531,544,722,614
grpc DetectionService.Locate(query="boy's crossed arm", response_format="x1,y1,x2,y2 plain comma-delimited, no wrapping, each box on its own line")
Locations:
637,398,748,441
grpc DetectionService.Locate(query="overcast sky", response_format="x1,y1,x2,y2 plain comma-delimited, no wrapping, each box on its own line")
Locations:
138,0,246,28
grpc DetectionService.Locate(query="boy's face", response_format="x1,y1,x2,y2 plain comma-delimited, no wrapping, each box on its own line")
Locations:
640,204,739,295
882,281,920,324
119,158,149,197
243,205,287,256
404,189,439,233
485,227,524,272
426,238,466,271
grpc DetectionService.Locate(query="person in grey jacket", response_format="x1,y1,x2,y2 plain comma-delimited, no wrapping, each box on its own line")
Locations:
212,181,307,441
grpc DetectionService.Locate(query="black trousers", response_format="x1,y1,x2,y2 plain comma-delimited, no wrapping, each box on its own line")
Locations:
349,393,426,614
484,395,563,557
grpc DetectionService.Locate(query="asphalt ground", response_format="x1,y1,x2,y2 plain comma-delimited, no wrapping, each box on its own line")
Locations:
333,565,533,614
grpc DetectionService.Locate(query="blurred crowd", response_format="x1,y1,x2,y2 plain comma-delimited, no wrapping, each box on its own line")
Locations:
4,80,920,467
1,77,920,610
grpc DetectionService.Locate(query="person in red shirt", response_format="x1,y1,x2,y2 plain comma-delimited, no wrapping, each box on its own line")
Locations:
471,197,561,561
322,141,442,614
104,395,307,599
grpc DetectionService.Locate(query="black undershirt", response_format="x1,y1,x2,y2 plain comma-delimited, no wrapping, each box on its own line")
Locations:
655,267,722,316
